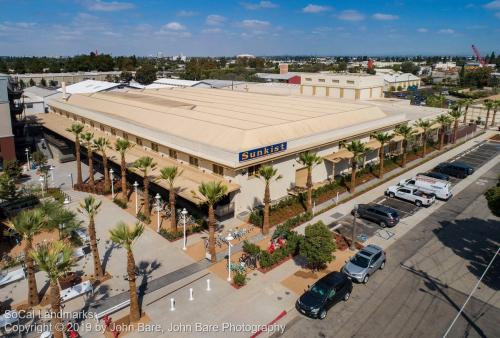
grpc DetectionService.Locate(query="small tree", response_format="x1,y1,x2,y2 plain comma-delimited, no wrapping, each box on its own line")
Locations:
29,78,35,86
299,221,336,270
40,78,47,87
120,71,133,83
135,63,157,85
485,176,500,217
0,173,18,201
32,150,47,168
3,159,22,179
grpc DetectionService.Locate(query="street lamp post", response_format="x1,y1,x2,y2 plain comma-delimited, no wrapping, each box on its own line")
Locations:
25,148,30,170
226,234,234,282
181,208,188,250
133,181,139,215
109,168,115,199
68,173,74,188
350,204,358,251
155,193,161,232
49,165,55,185
58,223,65,240
39,176,45,197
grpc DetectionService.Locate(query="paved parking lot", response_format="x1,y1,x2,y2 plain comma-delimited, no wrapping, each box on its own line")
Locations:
448,141,500,169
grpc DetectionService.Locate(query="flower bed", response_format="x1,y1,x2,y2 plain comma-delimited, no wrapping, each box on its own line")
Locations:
159,221,206,242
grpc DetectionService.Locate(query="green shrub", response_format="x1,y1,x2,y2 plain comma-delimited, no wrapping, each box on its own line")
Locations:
137,211,151,224
249,209,263,227
233,271,246,286
300,221,336,270
113,198,127,209
159,224,205,241
242,240,261,256
258,251,273,269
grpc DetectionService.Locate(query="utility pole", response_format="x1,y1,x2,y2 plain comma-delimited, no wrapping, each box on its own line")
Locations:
350,204,358,250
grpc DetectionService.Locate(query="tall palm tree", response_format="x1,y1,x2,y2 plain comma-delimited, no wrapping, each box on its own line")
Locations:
39,200,81,240
192,181,228,263
256,165,282,235
395,123,415,168
30,241,74,338
297,151,323,214
491,100,500,127
415,119,432,158
346,141,368,194
6,209,46,306
483,100,494,130
93,137,111,192
448,107,463,144
434,114,452,150
462,98,474,124
109,222,144,322
133,156,157,219
66,123,84,186
80,132,95,191
372,132,393,179
78,196,104,279
115,138,134,203
159,166,183,232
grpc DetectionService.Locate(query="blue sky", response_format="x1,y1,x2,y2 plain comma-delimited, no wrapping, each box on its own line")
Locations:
1,0,499,56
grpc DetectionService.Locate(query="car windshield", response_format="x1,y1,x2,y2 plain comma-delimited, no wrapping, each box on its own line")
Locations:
310,282,328,297
351,254,370,268
389,212,398,218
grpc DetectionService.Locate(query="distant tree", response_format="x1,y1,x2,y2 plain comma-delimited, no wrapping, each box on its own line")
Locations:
401,61,420,75
29,78,35,86
14,59,26,74
0,60,8,73
19,79,26,88
0,173,18,201
397,85,403,91
120,71,133,83
3,159,22,179
49,80,57,87
135,63,157,85
40,78,47,87
300,221,336,271
105,74,113,82
485,176,500,217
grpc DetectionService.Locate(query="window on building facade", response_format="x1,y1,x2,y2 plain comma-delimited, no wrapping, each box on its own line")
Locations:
247,164,261,177
151,142,159,152
136,137,143,146
110,128,116,136
332,80,340,84
123,132,128,140
189,156,199,167
318,79,325,83
347,80,355,84
169,149,177,159
26,103,33,108
89,121,94,128
99,124,105,132
305,78,312,81
212,164,224,176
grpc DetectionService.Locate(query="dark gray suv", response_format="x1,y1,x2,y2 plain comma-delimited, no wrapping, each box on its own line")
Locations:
353,204,400,228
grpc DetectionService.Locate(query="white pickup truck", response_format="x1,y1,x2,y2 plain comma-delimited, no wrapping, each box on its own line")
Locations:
385,186,435,206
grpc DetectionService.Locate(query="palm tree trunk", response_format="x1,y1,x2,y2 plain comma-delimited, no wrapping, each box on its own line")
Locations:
402,141,408,168
50,281,63,338
25,240,39,306
350,162,357,193
127,249,141,322
89,216,104,278
75,136,83,186
169,188,176,232
491,109,497,127
103,153,110,192
88,149,95,191
453,121,459,143
306,169,313,214
121,153,128,203
463,107,468,124
439,128,445,150
263,184,270,234
143,176,150,219
208,205,216,263
378,146,385,179
485,109,490,130
422,133,427,158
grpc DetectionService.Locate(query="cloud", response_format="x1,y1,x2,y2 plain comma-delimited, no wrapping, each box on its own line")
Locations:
496,12,500,18
239,19,271,29
176,10,198,17
302,4,331,13
417,28,428,33
84,0,134,12
336,10,365,21
162,22,186,31
202,28,223,34
484,0,500,9
438,28,455,34
206,14,226,26
373,13,399,20
242,1,279,10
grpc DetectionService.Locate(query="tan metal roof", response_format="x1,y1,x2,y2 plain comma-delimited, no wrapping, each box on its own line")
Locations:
324,148,354,163
365,139,382,150
392,135,404,142
48,87,402,153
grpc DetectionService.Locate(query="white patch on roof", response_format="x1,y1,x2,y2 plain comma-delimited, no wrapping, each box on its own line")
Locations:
383,73,420,83
154,78,201,87
58,80,121,94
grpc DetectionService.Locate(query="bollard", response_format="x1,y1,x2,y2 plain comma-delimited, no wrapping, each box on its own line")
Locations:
189,288,194,301
170,298,175,311
336,192,339,205
206,279,211,291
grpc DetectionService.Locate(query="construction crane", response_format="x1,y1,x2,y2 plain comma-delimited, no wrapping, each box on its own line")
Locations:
471,45,486,66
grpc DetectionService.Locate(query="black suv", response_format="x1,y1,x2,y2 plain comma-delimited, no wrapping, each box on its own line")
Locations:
418,171,450,181
434,161,474,179
353,204,400,228
296,271,353,319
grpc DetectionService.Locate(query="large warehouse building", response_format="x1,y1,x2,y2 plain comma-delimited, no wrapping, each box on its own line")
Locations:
42,87,406,218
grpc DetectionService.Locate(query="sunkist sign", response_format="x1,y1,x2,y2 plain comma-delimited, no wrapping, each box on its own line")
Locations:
239,142,287,162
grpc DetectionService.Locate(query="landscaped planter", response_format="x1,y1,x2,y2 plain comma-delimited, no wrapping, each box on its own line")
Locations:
257,255,293,273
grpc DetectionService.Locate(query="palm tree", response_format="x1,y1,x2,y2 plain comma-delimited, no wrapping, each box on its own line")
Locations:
395,123,415,168
66,123,84,186
39,200,81,240
133,156,157,219
93,137,111,192
159,166,183,232
30,241,74,338
78,196,104,279
115,138,134,203
346,141,368,194
372,132,393,179
491,100,499,127
462,98,474,124
256,165,282,235
297,151,323,213
415,119,432,158
6,209,46,306
434,114,452,150
109,221,144,322
483,100,494,130
80,132,95,191
192,181,228,263
448,106,463,144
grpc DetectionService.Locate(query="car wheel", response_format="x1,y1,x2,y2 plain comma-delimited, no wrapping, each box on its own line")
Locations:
319,309,327,319
343,292,350,301
389,192,395,198
379,220,387,228
380,261,385,270
415,200,422,207
363,275,369,284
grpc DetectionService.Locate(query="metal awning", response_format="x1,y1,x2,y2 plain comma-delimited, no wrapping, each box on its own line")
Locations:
364,139,382,150
324,148,354,163
392,134,404,142
430,123,441,130
413,127,425,134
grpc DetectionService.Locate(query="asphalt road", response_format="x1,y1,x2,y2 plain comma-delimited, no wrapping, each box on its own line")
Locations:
278,162,500,338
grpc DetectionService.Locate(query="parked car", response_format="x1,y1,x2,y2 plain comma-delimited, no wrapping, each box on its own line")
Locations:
401,176,453,200
296,272,353,319
433,162,474,179
353,204,400,228
386,186,435,206
342,244,386,283
418,171,450,181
